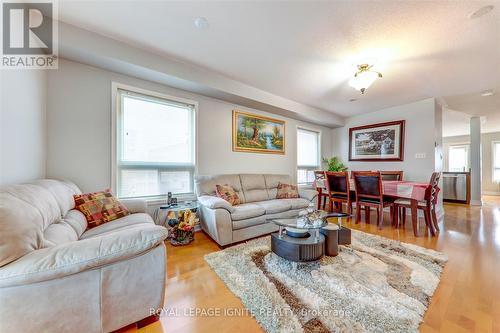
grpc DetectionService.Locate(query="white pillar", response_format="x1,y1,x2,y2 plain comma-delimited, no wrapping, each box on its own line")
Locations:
470,117,482,206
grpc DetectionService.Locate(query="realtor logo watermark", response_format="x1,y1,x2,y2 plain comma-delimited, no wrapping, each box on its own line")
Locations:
1,0,58,68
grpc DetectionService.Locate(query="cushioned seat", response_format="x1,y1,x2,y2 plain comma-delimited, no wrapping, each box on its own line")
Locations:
230,203,266,221
281,198,310,210
254,199,291,214
80,213,155,239
232,216,267,230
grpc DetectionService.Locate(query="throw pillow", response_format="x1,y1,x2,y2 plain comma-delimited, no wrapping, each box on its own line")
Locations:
216,184,241,206
74,189,130,229
276,182,299,199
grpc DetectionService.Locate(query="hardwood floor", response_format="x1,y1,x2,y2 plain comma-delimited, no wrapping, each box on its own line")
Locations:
120,196,500,333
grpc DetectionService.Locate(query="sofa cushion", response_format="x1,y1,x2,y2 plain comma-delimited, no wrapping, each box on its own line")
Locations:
232,215,267,230
281,198,310,210
230,203,265,221
80,213,154,239
195,174,246,203
254,200,291,214
74,190,130,229
265,174,292,199
33,179,82,216
240,174,269,203
265,209,303,220
276,182,299,199
216,184,241,205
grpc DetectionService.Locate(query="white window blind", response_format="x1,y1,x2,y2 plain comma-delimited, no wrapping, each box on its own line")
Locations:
116,88,195,198
448,145,468,172
297,128,320,185
494,142,500,182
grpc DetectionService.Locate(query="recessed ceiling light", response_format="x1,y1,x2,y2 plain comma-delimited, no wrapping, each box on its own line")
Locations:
194,17,209,30
468,5,494,19
481,90,494,97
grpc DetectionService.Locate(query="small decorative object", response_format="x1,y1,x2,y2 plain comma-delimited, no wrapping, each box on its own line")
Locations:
167,192,172,205
232,110,285,154
349,120,405,161
167,209,199,246
322,156,348,171
298,203,326,227
348,63,383,94
170,197,178,206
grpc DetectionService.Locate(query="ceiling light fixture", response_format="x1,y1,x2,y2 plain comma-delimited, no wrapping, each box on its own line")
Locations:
469,5,494,19
348,64,383,94
194,17,209,30
481,90,494,97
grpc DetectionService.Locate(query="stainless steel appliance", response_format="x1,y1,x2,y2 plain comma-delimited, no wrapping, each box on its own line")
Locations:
443,172,470,204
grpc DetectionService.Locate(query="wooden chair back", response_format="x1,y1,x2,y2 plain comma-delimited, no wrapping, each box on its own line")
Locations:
427,172,441,204
352,171,383,203
325,171,350,196
379,171,404,181
314,171,326,189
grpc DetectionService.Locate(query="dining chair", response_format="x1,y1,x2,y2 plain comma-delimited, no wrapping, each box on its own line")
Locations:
352,171,396,228
394,172,441,234
379,171,404,181
325,171,353,214
314,170,328,210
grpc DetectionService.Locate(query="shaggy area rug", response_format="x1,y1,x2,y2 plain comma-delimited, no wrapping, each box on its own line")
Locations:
204,229,447,333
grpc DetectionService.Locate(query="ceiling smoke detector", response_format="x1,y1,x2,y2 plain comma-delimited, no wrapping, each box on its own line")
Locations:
481,90,494,97
469,5,494,19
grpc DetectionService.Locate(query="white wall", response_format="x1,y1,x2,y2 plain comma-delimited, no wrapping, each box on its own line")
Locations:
331,98,439,183
443,132,500,195
0,70,47,185
46,59,333,193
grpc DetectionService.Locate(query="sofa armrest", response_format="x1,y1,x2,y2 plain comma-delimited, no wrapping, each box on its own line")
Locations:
299,188,318,202
198,195,235,213
0,224,167,288
120,198,147,214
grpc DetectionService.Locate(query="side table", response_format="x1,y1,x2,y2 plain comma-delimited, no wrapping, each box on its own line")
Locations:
152,202,199,246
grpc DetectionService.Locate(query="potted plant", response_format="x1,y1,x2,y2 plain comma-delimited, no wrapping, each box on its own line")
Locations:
322,156,348,172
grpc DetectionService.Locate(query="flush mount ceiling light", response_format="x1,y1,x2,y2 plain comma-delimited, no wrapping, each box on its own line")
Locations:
348,64,383,94
469,5,494,19
481,90,494,97
194,17,209,30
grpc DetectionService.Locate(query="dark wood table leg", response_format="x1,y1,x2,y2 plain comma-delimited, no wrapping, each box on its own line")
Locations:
317,188,322,210
411,199,419,237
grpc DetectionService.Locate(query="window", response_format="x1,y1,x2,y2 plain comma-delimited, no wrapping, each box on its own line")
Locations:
297,128,320,185
448,145,469,172
494,142,500,182
115,87,196,198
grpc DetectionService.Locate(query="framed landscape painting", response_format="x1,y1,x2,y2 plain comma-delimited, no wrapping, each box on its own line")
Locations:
232,110,285,154
349,120,405,161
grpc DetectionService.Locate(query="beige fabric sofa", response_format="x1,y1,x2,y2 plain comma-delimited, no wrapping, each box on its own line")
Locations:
195,174,318,246
0,179,168,333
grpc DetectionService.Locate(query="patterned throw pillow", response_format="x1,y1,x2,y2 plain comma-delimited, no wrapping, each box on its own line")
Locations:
276,182,299,199
74,189,130,229
216,184,241,206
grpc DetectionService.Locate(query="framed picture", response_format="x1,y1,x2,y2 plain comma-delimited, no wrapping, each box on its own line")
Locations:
349,120,405,161
232,110,285,154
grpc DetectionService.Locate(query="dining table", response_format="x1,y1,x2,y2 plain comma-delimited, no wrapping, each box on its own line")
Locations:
314,179,438,237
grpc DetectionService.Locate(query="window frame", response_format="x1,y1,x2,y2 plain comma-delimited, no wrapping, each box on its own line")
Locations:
447,144,469,172
111,82,198,201
296,127,321,186
493,141,500,183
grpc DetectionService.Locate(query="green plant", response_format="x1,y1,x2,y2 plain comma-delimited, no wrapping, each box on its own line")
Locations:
322,156,348,172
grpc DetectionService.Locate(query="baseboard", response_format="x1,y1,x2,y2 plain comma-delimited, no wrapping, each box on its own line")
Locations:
470,199,483,206
482,191,500,196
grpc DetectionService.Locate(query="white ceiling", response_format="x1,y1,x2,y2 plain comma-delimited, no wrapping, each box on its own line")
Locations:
58,1,500,119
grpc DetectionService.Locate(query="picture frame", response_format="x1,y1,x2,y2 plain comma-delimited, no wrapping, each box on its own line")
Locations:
232,110,285,154
348,120,405,161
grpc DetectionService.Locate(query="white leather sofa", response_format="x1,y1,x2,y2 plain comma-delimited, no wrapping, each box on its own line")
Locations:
0,179,168,333
195,174,317,246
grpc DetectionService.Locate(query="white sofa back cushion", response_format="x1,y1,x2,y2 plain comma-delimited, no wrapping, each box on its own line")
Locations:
0,179,84,267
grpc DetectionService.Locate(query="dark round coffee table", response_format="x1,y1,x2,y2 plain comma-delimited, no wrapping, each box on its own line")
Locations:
271,217,327,262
